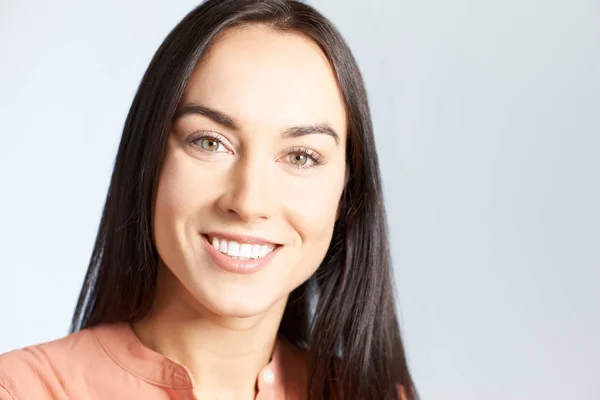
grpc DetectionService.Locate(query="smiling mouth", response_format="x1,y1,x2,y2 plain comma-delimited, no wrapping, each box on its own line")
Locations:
203,234,279,260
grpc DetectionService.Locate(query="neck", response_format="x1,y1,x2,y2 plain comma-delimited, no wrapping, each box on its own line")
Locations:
131,263,288,399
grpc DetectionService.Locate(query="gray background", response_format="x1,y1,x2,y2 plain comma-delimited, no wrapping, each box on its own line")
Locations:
0,0,598,399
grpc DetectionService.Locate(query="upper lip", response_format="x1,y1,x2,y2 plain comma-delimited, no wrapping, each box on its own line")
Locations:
204,231,280,246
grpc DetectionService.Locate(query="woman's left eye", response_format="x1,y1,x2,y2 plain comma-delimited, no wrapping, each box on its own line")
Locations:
286,149,323,169
289,153,310,166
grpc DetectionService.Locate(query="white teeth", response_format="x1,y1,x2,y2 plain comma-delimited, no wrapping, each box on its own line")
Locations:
260,246,270,257
239,243,252,258
251,244,260,259
209,236,275,260
227,241,240,257
219,240,228,253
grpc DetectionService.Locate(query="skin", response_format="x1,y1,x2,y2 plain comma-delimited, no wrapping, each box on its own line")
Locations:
132,24,347,399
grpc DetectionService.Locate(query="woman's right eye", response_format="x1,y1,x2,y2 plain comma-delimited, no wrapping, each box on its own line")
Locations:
200,137,222,152
186,133,230,154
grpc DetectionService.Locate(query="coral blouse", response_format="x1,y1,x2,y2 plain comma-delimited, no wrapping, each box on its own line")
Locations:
0,322,309,399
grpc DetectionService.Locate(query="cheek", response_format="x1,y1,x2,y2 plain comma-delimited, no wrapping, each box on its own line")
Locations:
155,150,211,222
153,149,217,251
283,168,346,249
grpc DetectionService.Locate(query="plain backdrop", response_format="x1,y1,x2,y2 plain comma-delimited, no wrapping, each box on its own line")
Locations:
0,1,598,399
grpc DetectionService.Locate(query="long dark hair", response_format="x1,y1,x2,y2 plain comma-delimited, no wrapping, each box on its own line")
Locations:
70,1,418,398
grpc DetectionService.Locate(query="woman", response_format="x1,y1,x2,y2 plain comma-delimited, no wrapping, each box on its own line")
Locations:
0,0,417,399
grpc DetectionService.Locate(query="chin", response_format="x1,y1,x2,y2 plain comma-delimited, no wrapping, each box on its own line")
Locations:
213,304,268,319
208,298,281,319
193,285,286,319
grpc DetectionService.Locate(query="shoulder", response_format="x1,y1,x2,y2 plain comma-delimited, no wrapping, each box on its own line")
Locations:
0,327,100,399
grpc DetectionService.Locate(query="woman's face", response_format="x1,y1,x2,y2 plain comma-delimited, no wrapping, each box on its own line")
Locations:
153,25,347,318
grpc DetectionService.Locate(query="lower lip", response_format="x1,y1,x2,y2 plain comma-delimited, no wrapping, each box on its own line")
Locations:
201,234,280,275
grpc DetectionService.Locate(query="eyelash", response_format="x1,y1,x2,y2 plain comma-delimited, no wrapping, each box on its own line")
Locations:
185,132,325,170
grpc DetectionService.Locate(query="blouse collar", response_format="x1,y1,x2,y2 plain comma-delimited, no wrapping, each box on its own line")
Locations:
92,322,307,396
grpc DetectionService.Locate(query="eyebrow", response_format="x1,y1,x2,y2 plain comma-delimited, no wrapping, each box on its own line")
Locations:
174,103,239,130
174,102,340,145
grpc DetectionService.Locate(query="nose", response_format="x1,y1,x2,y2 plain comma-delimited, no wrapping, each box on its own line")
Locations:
216,154,276,222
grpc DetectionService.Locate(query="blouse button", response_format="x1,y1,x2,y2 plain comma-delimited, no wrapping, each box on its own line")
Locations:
263,369,275,384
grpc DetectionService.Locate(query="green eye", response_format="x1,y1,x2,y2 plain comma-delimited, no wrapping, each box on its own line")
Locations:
201,138,220,151
290,153,308,166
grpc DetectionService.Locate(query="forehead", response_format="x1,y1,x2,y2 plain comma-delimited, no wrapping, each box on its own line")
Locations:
180,24,347,139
